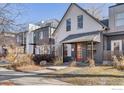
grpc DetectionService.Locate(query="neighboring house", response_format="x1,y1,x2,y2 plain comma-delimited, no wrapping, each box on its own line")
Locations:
53,3,108,64
0,31,17,47
103,4,124,64
0,31,17,54
16,31,27,53
26,24,40,54
33,26,55,55
33,19,59,55
26,19,59,54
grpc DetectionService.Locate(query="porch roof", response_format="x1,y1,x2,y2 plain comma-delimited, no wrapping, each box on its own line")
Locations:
61,31,101,44
104,31,124,36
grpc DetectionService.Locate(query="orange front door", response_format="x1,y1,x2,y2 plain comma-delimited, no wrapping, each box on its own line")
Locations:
76,43,87,62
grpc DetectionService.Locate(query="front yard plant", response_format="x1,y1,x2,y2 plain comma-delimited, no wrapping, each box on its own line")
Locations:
112,55,124,70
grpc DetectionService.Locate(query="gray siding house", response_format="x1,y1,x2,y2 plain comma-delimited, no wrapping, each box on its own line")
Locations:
103,4,124,64
16,31,27,53
33,26,56,54
15,19,58,55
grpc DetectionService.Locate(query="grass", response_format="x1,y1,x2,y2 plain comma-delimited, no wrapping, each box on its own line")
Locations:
15,65,44,72
55,66,124,76
53,66,124,85
59,77,124,85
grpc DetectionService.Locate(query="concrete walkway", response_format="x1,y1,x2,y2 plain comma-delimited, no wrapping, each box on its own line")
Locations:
0,67,71,85
46,66,67,71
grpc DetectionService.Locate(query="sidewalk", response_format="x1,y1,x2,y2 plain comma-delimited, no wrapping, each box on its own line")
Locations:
0,67,71,85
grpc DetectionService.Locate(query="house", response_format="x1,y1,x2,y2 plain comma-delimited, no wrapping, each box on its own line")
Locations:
0,31,17,54
103,4,124,64
26,19,59,54
16,31,27,53
34,19,59,55
53,3,108,64
0,31,17,47
26,24,41,54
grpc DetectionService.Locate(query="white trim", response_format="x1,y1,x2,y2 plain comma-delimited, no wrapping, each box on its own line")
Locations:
111,40,122,51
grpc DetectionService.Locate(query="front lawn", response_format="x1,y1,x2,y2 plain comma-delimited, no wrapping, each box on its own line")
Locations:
53,66,124,85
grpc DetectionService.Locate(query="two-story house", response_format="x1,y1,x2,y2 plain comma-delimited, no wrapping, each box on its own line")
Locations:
26,19,59,54
16,31,27,53
15,19,58,55
33,19,59,55
0,31,16,47
53,3,108,64
103,4,124,64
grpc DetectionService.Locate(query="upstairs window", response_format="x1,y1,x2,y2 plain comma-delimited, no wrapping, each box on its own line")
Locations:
40,31,43,39
66,18,71,31
17,35,20,43
116,13,124,26
77,15,83,29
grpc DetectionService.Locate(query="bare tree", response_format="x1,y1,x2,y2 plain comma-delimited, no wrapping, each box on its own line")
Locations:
0,3,25,46
86,4,106,20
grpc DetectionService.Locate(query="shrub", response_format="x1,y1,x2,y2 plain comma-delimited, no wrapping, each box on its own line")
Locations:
86,58,95,67
111,55,119,68
53,57,63,65
69,61,77,67
117,56,124,70
112,55,124,70
32,54,55,65
6,53,17,63
64,56,73,62
7,54,34,69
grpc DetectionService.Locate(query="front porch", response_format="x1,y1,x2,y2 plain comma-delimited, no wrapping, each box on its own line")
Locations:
61,32,101,63
63,42,98,63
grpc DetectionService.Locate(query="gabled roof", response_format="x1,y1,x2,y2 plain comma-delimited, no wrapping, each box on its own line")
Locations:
53,3,108,36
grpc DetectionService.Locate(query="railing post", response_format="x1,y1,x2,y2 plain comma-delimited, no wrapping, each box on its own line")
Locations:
91,41,93,59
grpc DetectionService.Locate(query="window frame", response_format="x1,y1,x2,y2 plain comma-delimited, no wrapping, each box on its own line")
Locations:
40,31,43,40
111,40,122,51
116,12,124,26
77,15,83,29
66,18,71,31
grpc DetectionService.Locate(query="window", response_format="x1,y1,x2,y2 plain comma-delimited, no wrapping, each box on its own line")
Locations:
77,15,83,29
116,13,124,26
40,31,43,39
111,40,122,52
66,18,71,31
17,35,20,43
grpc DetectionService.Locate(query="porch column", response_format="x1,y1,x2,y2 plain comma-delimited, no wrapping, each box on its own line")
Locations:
62,43,64,63
74,43,77,61
91,41,93,59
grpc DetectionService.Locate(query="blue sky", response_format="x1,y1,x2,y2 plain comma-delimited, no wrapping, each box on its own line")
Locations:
16,3,115,24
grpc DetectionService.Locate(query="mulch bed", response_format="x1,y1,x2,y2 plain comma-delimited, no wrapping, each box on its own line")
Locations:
0,81,15,85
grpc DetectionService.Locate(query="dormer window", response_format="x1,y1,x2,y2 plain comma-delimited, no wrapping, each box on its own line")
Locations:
66,18,71,31
77,15,83,29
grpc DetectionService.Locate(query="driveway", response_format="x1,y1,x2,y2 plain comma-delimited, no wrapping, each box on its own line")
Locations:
0,67,71,85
